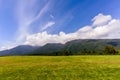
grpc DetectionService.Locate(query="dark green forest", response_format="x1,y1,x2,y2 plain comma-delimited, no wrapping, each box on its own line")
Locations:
31,45,119,56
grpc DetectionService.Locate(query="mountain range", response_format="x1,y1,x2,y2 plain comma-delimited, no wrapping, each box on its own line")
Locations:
0,39,120,56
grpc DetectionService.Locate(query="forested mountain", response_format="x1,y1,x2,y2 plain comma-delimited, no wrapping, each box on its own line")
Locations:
0,39,120,56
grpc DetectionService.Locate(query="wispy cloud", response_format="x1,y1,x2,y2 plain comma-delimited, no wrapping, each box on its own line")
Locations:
16,0,37,42
41,21,55,31
29,0,51,24
15,0,52,42
50,14,54,19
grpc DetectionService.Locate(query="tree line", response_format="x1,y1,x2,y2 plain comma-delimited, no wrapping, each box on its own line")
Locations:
31,45,119,56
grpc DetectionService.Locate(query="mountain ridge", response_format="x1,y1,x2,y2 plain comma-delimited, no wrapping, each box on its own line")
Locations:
0,39,120,56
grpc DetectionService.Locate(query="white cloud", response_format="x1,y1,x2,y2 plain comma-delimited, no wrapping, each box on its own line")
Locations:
0,46,9,51
92,13,112,26
24,13,120,46
0,43,17,51
1,13,120,50
41,21,55,31
24,31,75,46
0,46,14,51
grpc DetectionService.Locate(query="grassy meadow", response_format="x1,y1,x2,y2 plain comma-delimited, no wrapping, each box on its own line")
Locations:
0,56,120,80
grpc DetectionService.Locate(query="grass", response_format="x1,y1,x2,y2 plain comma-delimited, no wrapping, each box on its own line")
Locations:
0,56,120,80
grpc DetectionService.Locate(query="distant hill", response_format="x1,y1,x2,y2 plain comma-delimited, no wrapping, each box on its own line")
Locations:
33,43,64,55
0,45,38,56
0,39,120,56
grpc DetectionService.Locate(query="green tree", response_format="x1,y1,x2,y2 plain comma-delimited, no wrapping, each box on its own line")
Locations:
104,46,118,55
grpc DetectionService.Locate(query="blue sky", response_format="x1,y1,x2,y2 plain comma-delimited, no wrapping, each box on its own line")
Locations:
0,0,120,50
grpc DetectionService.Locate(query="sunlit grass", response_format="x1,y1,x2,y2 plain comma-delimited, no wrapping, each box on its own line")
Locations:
0,56,120,80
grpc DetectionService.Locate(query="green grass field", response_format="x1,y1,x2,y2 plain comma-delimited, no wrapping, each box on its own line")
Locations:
0,56,120,80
